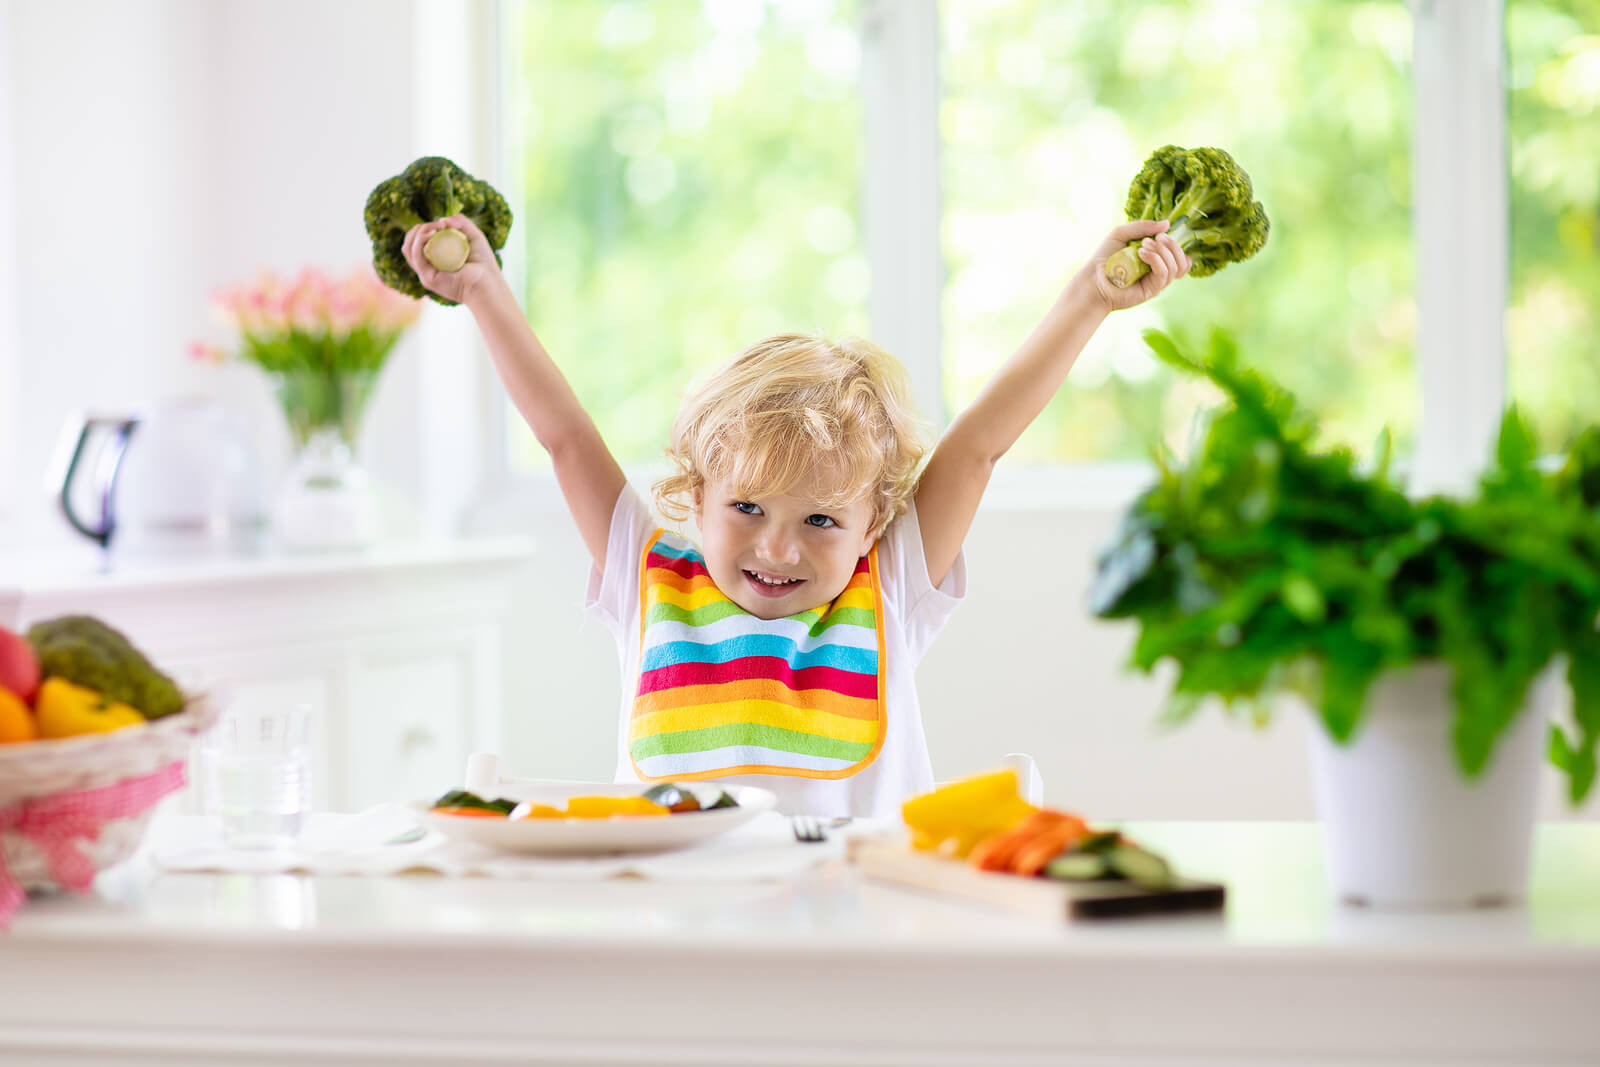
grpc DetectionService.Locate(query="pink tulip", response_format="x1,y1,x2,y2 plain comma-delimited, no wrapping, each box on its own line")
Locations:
201,262,423,368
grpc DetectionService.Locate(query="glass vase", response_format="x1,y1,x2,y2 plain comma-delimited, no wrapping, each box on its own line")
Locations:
268,368,380,551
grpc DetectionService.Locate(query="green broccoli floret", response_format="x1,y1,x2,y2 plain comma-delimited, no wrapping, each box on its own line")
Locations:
1104,145,1270,288
26,615,185,720
363,156,514,307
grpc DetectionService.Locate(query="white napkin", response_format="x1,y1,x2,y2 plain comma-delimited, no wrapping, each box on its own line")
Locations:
148,805,849,882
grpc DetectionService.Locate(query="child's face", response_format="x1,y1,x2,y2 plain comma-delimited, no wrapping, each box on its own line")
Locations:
694,472,879,620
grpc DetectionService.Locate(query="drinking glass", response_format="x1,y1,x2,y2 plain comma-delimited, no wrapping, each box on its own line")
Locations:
204,701,313,849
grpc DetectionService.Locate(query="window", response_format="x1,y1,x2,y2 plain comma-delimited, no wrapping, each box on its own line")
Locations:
493,2,1592,492
501,0,865,472
941,1,1414,464
1507,0,1600,453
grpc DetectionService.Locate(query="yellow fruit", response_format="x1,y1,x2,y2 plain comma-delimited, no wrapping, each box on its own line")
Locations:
564,795,670,818
35,677,144,738
515,804,566,820
901,770,1038,857
0,688,38,743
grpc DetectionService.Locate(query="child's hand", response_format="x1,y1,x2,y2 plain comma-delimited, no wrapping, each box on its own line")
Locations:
402,214,502,306
1076,219,1191,312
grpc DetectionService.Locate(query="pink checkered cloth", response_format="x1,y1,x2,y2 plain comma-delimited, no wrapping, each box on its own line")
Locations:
0,761,186,928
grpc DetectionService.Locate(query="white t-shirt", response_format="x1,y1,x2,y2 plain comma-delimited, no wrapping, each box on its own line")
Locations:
585,483,966,818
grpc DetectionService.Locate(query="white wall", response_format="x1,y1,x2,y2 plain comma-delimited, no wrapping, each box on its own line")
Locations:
4,2,1594,820
0,0,436,552
0,2,15,514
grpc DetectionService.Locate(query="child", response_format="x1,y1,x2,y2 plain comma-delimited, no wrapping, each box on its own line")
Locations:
403,216,1189,817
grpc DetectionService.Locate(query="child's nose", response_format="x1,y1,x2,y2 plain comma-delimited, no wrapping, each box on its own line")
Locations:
755,531,801,566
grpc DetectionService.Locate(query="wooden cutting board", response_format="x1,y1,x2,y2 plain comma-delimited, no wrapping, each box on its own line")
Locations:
849,836,1226,921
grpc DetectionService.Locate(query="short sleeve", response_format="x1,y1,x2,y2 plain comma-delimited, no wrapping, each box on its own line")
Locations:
873,500,967,661
583,483,657,635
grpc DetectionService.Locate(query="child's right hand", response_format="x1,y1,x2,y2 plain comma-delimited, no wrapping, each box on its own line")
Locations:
402,214,502,305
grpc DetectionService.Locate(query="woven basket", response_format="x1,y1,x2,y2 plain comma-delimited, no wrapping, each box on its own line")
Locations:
0,693,220,892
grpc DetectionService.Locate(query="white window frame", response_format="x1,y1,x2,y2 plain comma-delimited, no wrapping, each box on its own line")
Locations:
465,0,1510,523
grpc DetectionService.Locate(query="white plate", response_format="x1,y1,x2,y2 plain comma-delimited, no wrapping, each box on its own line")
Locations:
421,781,777,856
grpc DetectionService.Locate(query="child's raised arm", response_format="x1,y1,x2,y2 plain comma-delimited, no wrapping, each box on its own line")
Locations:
404,215,626,568
913,219,1189,586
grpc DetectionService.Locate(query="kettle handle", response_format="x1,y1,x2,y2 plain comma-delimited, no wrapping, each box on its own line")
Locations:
59,418,139,549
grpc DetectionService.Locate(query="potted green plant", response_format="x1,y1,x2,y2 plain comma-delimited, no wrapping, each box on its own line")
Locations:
1089,330,1600,908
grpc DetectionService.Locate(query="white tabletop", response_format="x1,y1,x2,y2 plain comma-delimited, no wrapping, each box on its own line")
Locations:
10,819,1600,951
4,820,1598,1065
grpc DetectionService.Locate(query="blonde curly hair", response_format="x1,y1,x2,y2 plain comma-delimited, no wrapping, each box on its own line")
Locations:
653,333,931,538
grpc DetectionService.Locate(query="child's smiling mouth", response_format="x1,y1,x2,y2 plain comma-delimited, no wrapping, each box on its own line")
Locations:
743,569,805,597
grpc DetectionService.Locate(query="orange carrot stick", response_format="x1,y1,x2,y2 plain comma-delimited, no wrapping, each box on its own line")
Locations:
1011,817,1089,876
968,810,1075,872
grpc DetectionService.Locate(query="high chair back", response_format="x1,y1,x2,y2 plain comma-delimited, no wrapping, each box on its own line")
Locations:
1004,752,1045,806
461,753,594,796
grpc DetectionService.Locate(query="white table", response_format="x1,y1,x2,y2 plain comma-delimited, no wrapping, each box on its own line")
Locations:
3,821,1598,1066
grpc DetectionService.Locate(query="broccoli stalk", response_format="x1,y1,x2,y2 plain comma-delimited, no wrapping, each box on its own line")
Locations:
1104,145,1270,289
423,229,470,272
363,156,513,306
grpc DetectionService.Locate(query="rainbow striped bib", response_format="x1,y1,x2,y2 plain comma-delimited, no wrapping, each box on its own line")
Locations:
628,529,886,782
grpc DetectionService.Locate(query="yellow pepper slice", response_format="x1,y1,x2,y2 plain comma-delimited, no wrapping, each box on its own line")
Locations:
901,769,1038,858
35,677,145,738
514,804,567,820
564,795,671,818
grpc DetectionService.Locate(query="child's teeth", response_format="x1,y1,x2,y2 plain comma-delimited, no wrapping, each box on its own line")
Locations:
750,572,799,586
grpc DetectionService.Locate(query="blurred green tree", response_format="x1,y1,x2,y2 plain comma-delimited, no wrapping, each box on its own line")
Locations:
942,0,1416,464
507,0,866,470
1507,0,1600,451
505,1,1595,471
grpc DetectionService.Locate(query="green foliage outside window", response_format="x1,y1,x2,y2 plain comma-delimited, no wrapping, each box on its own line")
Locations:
503,1,1597,471
942,0,1416,464
505,0,865,469
1508,0,1600,452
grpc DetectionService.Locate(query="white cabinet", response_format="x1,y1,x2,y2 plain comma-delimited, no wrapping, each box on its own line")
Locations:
0,539,533,810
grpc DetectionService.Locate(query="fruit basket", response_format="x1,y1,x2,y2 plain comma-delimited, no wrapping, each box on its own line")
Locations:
0,693,219,900
0,616,222,925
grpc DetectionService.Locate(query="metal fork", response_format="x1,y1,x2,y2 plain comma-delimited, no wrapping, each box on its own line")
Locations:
790,815,826,843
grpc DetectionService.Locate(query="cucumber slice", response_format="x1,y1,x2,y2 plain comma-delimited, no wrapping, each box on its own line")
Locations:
1107,845,1174,889
1074,831,1123,855
1044,851,1110,881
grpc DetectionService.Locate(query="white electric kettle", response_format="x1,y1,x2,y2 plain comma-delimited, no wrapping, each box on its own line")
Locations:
56,398,267,561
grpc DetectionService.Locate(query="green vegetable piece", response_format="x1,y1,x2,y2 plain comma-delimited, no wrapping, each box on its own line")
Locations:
430,790,516,814
1072,831,1124,855
1044,852,1110,881
1107,845,1175,890
639,782,738,812
701,788,738,810
642,783,701,813
363,155,514,307
1105,145,1270,288
25,615,185,720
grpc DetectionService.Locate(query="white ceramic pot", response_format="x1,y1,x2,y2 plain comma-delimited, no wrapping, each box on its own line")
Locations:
1304,661,1558,909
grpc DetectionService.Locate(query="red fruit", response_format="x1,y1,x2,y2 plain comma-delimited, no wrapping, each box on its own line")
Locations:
0,625,41,704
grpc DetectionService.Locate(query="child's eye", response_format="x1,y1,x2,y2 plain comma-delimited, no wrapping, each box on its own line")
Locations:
732,501,762,516
805,514,837,529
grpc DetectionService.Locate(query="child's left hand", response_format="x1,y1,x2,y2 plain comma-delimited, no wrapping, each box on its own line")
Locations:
1076,219,1191,312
